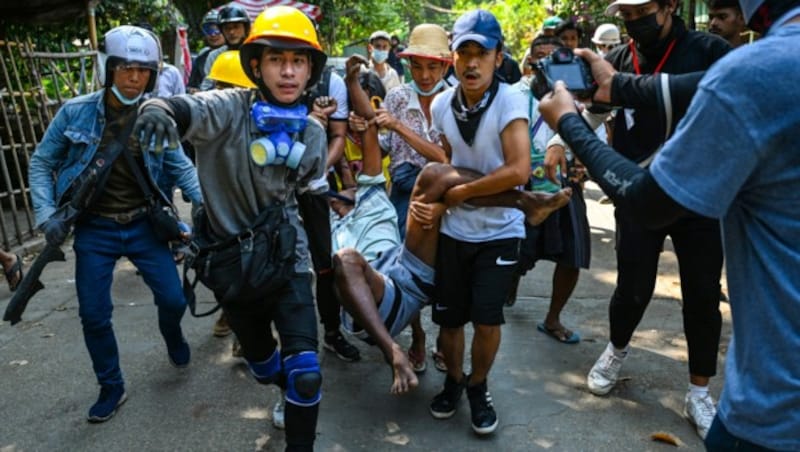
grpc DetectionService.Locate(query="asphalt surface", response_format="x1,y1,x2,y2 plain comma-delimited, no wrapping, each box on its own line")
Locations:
0,182,730,451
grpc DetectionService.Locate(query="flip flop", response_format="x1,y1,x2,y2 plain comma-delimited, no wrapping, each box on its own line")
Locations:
4,253,23,292
537,322,581,344
430,347,447,372
407,348,426,373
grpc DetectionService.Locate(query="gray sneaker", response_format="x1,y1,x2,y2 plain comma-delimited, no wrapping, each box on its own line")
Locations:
587,343,628,395
684,391,716,439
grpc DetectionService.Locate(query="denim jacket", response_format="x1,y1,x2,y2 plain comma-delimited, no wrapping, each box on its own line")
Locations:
29,89,202,227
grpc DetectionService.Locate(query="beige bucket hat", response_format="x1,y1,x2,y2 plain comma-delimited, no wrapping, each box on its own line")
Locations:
397,24,452,62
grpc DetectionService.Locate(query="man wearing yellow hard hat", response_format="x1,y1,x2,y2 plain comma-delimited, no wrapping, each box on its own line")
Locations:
135,6,328,450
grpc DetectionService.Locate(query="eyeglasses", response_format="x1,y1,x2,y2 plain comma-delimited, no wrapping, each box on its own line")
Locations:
202,24,222,37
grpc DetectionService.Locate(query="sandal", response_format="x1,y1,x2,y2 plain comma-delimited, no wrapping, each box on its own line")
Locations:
407,348,426,373
4,253,23,292
430,347,447,373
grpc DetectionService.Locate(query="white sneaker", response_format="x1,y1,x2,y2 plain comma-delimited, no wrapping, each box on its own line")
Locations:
272,391,286,430
587,343,627,395
684,391,716,439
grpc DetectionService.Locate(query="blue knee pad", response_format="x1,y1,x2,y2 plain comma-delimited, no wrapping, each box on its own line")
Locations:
283,351,322,406
247,349,281,385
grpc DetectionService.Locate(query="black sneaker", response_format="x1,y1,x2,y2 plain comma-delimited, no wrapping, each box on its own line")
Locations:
323,331,361,362
430,373,465,419
467,378,498,435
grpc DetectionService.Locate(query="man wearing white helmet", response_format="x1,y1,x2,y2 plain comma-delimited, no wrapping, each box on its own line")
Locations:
28,25,202,423
134,7,329,450
538,0,800,447
591,23,622,57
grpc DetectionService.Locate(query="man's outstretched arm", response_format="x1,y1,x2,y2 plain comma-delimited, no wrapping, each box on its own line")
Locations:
540,81,691,229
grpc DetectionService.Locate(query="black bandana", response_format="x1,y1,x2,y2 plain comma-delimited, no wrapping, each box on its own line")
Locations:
451,77,500,146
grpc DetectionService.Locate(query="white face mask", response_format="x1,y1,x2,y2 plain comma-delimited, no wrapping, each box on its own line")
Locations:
372,49,389,64
111,85,143,106
597,50,607,58
410,80,445,97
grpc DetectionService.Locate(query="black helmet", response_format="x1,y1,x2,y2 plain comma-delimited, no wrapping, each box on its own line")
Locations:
220,4,251,33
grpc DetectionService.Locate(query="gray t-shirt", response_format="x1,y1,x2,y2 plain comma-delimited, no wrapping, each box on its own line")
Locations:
177,88,328,273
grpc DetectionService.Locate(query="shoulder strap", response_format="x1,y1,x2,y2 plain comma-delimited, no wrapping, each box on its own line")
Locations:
82,115,137,206
122,146,158,206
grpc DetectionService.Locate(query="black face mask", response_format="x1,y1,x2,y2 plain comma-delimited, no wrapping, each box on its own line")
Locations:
625,12,664,47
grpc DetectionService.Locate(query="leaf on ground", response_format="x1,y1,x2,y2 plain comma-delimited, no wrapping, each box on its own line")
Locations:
254,433,270,451
55,306,67,311
386,421,400,434
10,360,29,366
383,434,409,446
651,431,683,447
41,333,55,338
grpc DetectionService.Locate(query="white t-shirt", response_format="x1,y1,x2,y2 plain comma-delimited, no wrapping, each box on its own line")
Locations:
431,83,528,242
331,173,400,262
327,72,349,121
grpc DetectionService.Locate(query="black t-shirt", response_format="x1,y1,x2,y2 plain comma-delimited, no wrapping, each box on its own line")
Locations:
91,105,147,214
605,16,731,163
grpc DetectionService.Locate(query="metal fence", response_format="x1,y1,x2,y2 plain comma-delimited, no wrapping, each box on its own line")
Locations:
0,37,97,251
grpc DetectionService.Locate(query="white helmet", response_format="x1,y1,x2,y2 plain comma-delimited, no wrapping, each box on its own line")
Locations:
97,25,162,93
591,24,621,45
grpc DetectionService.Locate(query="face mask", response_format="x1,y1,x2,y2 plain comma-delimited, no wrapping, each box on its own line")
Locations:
111,85,143,106
410,80,445,97
625,12,664,47
372,50,389,64
249,101,308,169
597,50,607,58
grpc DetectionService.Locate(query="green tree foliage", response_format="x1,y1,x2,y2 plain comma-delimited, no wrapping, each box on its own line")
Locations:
452,0,547,61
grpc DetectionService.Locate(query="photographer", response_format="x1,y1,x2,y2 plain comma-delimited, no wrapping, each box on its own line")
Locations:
538,0,800,447
544,0,731,439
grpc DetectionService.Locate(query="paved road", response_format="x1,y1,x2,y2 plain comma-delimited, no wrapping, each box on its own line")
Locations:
0,183,729,451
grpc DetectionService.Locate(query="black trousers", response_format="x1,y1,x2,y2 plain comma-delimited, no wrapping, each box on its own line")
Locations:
610,208,723,377
297,191,339,333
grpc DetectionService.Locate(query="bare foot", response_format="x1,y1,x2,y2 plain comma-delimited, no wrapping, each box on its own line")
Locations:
517,187,572,226
389,343,419,395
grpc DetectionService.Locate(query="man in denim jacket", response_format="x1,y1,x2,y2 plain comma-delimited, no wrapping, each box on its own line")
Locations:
28,25,201,424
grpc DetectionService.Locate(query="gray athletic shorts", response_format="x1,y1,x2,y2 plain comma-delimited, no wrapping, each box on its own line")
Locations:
341,245,434,341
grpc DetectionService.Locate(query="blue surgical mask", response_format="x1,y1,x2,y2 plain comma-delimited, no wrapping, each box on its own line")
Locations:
111,85,143,106
372,50,389,64
410,80,445,97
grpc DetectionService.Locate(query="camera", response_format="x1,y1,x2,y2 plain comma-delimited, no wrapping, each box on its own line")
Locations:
531,47,596,100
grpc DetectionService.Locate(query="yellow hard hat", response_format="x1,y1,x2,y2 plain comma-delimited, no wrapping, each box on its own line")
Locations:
208,50,256,88
239,6,327,87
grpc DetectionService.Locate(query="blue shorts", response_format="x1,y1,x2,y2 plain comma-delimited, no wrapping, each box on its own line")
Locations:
341,245,434,340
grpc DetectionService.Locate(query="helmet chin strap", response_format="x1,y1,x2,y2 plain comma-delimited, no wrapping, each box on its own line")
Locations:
254,76,300,108
111,85,143,106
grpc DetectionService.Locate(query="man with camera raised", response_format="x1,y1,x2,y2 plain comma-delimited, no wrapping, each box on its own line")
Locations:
545,0,731,440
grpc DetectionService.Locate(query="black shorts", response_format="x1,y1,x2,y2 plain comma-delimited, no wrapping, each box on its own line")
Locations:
432,234,521,327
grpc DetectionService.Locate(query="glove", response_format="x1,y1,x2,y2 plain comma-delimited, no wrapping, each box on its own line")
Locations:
41,218,70,246
133,106,180,153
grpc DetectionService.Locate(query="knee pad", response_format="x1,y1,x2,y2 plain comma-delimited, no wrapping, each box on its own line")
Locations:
247,349,281,385
283,351,322,406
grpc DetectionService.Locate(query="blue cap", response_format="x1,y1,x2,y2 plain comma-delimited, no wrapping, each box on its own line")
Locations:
450,9,503,51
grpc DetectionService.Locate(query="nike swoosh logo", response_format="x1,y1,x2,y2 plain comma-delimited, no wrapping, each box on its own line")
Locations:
495,257,518,266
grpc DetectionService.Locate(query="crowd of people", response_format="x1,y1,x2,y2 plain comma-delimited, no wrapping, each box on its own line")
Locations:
10,0,798,450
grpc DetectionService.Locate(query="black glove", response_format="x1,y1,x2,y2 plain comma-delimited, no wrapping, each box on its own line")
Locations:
133,106,180,153
41,218,70,246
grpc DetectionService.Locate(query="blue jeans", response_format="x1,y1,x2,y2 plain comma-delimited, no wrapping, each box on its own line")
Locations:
73,215,186,388
389,163,421,238
705,415,779,451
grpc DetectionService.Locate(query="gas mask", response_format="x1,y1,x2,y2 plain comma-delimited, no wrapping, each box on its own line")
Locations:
250,101,308,170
